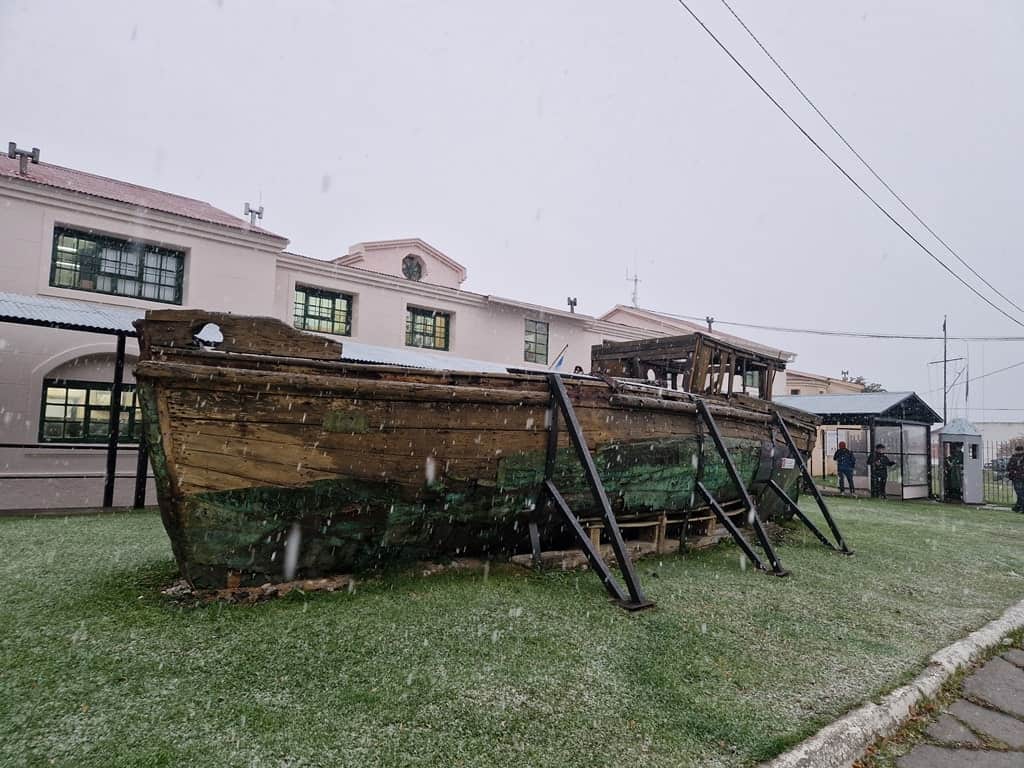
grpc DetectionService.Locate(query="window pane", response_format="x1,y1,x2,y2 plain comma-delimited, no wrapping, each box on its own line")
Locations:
40,381,138,443
903,454,928,485
524,319,548,363
293,287,352,336
50,227,183,305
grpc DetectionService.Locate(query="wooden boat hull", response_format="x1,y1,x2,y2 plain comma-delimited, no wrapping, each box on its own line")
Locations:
135,312,818,589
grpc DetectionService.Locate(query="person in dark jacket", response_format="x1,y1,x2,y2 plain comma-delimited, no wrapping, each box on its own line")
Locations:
1007,445,1024,512
867,444,895,499
833,440,856,495
944,445,964,502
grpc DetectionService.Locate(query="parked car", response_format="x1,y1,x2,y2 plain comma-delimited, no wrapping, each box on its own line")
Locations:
986,456,1010,480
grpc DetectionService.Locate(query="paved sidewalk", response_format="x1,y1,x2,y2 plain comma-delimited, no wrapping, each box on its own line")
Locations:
897,645,1024,767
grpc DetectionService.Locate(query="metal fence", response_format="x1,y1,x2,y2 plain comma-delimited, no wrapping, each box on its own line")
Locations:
930,438,1020,507
979,440,1021,506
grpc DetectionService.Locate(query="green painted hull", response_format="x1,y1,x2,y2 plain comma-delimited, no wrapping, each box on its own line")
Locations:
139,374,805,589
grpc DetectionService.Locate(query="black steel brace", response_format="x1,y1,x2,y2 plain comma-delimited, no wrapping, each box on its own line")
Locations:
694,399,788,576
538,374,654,611
773,411,853,555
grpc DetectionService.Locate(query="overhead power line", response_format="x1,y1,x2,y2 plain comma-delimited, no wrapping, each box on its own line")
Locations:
670,0,1024,329
924,358,1024,395
717,0,1024,317
656,310,1024,341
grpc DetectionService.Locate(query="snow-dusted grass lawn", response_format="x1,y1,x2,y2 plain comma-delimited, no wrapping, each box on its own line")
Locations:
3,498,1024,768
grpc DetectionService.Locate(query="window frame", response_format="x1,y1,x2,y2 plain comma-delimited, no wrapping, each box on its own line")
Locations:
39,379,142,444
523,318,549,364
50,226,185,305
405,306,451,351
292,284,354,336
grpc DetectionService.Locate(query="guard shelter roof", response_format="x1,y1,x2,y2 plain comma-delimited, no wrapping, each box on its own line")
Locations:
936,418,981,438
774,391,942,425
0,291,142,335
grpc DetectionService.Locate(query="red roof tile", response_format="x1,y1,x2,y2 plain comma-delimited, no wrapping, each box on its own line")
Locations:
0,154,286,240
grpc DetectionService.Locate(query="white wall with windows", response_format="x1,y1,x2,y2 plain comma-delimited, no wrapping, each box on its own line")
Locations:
0,165,803,510
0,176,286,510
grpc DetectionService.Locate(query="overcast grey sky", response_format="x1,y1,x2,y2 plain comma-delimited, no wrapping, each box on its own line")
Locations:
2,0,1022,421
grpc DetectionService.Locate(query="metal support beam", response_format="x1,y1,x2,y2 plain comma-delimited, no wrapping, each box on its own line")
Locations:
773,412,852,554
766,479,836,551
695,482,767,571
132,432,149,509
102,333,126,508
547,374,651,608
694,398,787,576
544,480,629,604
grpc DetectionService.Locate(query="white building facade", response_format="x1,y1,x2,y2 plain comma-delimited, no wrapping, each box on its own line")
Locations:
0,152,799,510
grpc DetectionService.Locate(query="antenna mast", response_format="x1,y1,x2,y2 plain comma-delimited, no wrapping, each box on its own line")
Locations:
625,268,641,308
244,201,264,227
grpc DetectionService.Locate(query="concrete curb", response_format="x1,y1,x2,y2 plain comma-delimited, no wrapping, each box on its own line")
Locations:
759,597,1024,768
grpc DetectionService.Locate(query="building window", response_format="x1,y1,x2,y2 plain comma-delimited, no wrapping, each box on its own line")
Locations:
51,227,184,304
405,307,450,350
790,389,800,395
293,286,353,336
524,318,549,364
39,380,141,443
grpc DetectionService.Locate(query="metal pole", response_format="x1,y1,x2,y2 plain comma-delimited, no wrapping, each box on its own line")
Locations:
943,315,948,425
132,432,149,508
102,333,126,508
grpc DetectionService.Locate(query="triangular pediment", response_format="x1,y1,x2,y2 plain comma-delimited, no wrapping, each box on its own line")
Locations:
335,238,467,288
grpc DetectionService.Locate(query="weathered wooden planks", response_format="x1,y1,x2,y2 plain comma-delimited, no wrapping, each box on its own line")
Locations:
137,310,345,360
135,310,820,590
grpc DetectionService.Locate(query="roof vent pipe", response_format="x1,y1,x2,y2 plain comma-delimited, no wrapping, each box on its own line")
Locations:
7,142,40,175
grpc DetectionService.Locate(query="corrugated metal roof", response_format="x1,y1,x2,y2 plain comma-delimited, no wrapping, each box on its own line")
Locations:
0,291,142,335
0,155,285,240
774,391,917,415
339,340,515,373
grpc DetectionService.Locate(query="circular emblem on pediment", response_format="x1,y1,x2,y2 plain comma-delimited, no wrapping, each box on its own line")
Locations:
402,254,423,281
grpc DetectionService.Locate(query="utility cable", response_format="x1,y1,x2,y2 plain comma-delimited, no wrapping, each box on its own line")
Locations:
652,309,1024,342
717,0,1024,316
670,0,1024,329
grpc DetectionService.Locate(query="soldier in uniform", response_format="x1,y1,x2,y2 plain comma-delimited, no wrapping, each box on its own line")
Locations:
1007,445,1024,513
867,443,895,499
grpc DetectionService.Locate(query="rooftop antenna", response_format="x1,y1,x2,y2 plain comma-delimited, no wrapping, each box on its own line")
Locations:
705,316,714,333
7,142,40,175
625,266,641,308
244,201,264,226
566,296,577,314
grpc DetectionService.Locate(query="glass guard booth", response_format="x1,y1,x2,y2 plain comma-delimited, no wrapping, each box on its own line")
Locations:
822,421,931,499
873,421,932,500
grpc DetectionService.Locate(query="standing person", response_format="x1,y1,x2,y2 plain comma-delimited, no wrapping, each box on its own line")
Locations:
833,440,856,495
867,444,895,499
944,445,964,502
1007,445,1024,513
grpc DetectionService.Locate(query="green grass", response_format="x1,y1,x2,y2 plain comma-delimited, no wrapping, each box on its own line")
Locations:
3,498,1024,767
